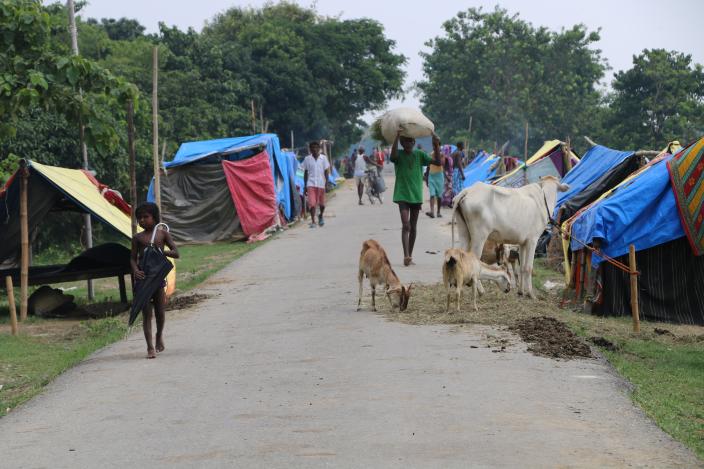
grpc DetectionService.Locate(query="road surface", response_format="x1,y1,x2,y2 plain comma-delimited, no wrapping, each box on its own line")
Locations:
0,171,700,468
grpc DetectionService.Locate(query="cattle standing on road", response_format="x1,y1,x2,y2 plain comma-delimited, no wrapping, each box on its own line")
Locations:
451,176,569,298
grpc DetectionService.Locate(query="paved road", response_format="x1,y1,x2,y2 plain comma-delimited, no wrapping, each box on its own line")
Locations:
1,172,700,468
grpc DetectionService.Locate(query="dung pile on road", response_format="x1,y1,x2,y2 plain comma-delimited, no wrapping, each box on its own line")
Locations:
509,316,593,359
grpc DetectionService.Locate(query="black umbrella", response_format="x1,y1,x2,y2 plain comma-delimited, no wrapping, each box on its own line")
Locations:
128,223,174,326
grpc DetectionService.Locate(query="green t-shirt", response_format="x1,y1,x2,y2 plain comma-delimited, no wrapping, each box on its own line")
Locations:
393,149,433,204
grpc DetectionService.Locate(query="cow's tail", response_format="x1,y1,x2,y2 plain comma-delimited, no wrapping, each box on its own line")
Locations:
451,190,468,248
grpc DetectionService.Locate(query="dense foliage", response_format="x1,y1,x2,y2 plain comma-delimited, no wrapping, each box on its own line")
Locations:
417,7,704,154
604,49,704,150
1,0,406,191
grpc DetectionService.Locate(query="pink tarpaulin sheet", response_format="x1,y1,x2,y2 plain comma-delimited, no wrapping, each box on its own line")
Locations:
222,152,276,236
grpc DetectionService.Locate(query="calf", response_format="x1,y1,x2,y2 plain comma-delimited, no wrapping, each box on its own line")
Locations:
497,243,521,291
357,239,411,312
443,248,511,312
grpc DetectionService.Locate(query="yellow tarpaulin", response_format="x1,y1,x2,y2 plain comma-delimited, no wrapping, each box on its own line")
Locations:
30,161,133,239
492,139,579,186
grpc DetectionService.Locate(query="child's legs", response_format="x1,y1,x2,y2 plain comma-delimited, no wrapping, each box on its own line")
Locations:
142,302,154,351
153,289,166,350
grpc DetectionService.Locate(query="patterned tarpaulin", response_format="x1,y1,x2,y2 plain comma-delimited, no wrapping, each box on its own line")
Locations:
668,136,704,256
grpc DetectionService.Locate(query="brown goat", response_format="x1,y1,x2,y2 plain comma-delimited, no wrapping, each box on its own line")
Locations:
357,239,411,312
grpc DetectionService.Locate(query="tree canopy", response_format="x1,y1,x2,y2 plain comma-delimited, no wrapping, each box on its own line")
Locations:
1,0,406,192
604,49,704,150
417,7,607,153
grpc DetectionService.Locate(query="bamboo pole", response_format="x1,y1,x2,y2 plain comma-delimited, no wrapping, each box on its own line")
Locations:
6,276,18,335
562,137,573,174
68,0,94,299
259,105,264,134
629,244,640,333
161,141,167,167
152,46,161,210
127,100,137,236
523,122,529,185
250,100,256,133
19,161,29,321
290,130,294,150
465,115,473,151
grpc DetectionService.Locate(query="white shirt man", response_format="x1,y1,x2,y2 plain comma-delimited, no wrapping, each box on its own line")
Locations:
302,145,331,227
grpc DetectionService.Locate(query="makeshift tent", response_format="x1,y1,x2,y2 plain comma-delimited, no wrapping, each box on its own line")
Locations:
668,137,704,256
493,140,579,188
461,151,499,189
567,141,704,324
554,145,641,221
150,134,296,243
0,160,134,325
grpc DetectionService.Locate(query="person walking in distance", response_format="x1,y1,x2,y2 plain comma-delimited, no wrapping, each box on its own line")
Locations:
302,141,330,227
353,147,370,205
426,145,445,218
451,142,466,197
391,130,442,266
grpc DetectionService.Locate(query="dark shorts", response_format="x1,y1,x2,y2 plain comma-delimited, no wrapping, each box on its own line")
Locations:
396,201,422,210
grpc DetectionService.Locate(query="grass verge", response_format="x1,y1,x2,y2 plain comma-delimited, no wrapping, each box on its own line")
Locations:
377,259,704,459
0,239,265,417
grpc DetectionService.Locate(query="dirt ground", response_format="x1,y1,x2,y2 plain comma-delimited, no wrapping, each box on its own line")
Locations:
378,278,704,359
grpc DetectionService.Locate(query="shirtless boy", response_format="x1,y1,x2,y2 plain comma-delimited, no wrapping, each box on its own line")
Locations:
131,202,180,359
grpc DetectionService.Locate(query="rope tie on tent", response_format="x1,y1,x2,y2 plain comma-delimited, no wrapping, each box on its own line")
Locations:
549,219,639,276
542,193,638,275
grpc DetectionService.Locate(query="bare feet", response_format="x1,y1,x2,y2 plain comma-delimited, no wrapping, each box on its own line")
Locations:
404,256,414,266
425,211,435,218
147,348,156,359
156,337,165,353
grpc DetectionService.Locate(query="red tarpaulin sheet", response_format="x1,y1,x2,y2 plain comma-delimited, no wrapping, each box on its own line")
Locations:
222,152,276,236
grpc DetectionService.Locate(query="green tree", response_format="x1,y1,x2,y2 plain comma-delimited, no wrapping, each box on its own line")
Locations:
417,7,606,153
604,49,704,150
203,2,406,151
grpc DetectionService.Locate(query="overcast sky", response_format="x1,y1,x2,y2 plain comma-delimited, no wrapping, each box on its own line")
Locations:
76,0,704,120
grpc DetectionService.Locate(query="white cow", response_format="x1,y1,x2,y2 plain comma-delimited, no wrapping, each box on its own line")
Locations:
451,176,569,298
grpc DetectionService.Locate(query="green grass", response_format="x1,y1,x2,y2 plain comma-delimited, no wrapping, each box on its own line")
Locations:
0,239,266,417
604,340,704,458
0,318,127,415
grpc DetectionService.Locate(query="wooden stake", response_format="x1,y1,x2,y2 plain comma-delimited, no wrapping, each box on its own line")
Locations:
127,100,137,236
629,244,640,333
19,161,29,321
152,46,161,210
290,130,294,150
6,276,18,335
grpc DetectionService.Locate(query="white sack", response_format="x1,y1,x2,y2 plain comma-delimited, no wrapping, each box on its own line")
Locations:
380,107,435,144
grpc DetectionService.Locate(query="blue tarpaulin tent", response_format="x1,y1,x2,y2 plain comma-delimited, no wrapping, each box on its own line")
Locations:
150,134,294,221
554,145,634,217
462,151,498,189
570,154,683,266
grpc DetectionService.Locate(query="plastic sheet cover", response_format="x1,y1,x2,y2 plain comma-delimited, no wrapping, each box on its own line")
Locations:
222,152,277,236
570,154,684,266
